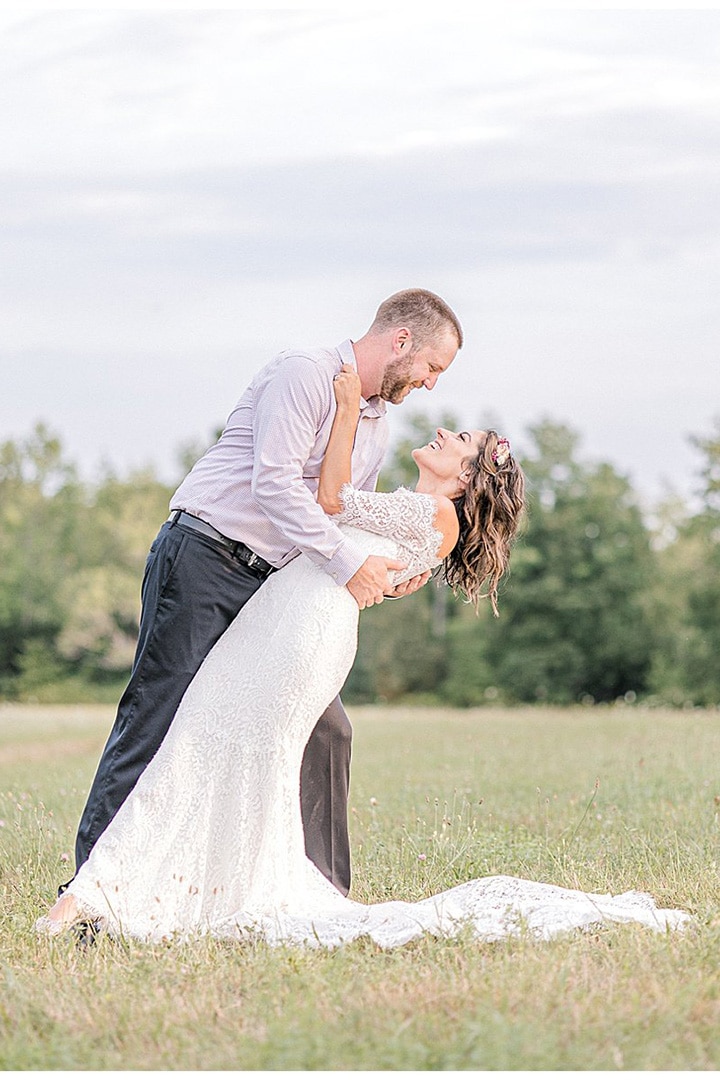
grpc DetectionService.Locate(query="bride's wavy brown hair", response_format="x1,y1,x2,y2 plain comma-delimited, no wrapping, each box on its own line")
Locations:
442,430,526,615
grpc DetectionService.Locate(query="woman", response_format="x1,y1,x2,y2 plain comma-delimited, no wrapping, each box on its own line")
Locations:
37,370,688,946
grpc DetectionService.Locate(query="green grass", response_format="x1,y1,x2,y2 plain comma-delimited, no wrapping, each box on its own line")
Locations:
1,702,719,1070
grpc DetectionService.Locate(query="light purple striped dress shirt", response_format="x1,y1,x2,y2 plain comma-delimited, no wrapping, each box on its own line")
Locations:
170,340,388,586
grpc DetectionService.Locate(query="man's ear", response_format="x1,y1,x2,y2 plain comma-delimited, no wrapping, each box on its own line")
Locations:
394,326,412,353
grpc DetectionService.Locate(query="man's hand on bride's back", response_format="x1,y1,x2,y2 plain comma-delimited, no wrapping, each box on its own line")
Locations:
346,556,407,609
384,570,432,599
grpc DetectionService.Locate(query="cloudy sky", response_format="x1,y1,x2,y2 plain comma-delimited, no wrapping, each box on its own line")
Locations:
2,7,719,506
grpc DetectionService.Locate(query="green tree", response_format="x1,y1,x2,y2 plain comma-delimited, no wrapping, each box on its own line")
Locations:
650,419,720,705
476,421,657,704
52,467,172,682
0,424,86,690
0,425,173,697
344,586,449,702
440,601,496,706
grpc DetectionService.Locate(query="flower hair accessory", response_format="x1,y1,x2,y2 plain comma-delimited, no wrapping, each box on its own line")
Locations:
492,437,511,467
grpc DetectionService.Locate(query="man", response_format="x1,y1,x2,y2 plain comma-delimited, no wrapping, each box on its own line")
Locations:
70,288,462,897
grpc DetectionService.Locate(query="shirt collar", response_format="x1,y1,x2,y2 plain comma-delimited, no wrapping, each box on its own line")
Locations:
337,339,386,419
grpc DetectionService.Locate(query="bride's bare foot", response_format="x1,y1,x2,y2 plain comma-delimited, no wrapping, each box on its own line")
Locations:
35,892,83,935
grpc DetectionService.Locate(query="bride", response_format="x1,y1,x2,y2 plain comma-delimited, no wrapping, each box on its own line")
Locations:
37,369,689,946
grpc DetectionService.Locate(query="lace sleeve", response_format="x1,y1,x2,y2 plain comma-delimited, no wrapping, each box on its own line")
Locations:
332,484,444,582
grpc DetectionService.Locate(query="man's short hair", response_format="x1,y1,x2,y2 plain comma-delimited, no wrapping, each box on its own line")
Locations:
369,289,463,351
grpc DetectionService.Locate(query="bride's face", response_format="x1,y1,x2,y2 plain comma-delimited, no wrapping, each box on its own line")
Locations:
412,428,486,487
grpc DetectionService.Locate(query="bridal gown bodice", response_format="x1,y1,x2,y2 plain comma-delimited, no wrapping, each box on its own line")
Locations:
46,486,690,946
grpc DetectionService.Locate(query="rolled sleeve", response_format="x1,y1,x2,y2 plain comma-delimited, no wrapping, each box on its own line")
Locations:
324,539,368,586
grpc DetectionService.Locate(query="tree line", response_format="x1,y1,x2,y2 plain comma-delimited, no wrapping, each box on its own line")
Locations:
1,417,718,707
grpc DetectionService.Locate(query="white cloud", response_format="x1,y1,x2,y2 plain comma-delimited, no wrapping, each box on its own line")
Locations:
1,8,719,503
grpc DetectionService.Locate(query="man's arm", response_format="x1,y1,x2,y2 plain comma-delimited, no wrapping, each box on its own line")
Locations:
251,354,401,602
250,355,363,583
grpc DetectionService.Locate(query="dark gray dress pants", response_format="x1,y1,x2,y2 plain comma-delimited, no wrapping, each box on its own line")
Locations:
72,517,353,895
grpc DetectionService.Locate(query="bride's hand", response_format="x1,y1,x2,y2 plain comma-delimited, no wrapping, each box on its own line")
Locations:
332,364,362,412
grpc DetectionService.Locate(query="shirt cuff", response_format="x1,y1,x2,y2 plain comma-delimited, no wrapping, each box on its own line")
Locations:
322,537,368,586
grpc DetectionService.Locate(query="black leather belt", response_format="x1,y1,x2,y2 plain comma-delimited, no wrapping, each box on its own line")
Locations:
169,511,276,577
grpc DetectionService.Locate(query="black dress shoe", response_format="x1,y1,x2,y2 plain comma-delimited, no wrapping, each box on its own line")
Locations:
72,919,104,949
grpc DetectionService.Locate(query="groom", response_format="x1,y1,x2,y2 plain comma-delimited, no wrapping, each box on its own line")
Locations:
71,288,462,897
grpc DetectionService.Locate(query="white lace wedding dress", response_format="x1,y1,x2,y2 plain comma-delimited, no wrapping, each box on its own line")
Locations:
38,487,690,946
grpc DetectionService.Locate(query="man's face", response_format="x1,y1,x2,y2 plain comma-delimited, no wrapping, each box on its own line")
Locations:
379,330,458,404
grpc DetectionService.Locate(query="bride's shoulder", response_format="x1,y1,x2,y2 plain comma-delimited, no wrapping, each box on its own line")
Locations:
418,493,459,559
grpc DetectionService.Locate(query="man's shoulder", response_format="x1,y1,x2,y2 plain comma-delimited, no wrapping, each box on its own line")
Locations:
243,345,343,419
251,342,352,399
276,343,339,362
271,343,343,374
250,343,337,385
263,340,355,375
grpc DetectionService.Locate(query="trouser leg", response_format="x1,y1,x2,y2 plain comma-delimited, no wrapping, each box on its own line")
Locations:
300,695,353,896
73,521,263,872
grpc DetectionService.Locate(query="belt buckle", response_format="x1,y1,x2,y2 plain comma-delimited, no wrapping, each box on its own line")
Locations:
245,551,260,570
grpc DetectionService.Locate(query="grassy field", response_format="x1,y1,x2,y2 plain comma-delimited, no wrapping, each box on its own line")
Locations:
1,702,719,1070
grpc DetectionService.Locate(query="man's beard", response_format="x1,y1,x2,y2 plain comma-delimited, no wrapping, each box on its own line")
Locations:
379,356,417,404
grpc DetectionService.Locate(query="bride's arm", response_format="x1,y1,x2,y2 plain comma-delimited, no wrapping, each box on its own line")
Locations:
318,365,408,606
317,365,362,515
